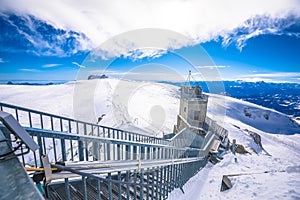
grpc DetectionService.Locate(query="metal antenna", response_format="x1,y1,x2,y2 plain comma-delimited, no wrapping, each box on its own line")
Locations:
185,70,192,86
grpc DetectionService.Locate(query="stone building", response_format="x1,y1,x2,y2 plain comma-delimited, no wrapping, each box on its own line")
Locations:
174,85,208,134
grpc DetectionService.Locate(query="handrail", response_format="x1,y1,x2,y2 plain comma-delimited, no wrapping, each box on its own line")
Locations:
48,157,205,180
63,157,204,170
25,127,199,151
205,117,228,139
0,124,207,168
0,102,169,144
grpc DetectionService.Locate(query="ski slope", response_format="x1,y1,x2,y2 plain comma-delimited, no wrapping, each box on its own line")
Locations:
0,78,299,199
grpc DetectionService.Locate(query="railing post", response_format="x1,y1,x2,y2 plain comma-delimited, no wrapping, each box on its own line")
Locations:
28,112,32,127
78,140,84,161
37,136,43,165
83,124,89,161
133,146,137,160
68,120,72,133
58,118,67,161
169,165,174,192
167,165,171,193
159,167,163,200
52,138,57,162
107,130,111,160
140,169,144,200
146,170,150,200
163,167,167,199
118,172,122,200
152,169,155,200
60,118,63,132
112,137,116,160
120,144,124,160
97,179,102,200
158,148,161,159
178,164,182,188
65,178,71,200
173,164,177,189
141,146,145,160
117,143,121,160
83,176,87,200
126,145,130,160
133,170,137,200
147,147,151,160
33,150,38,168
126,171,130,199
70,140,74,161
61,139,66,161
50,117,54,130
15,109,19,121
97,126,100,137
108,173,112,200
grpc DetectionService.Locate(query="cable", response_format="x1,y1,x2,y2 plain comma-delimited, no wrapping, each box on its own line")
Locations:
0,141,22,157
0,141,29,160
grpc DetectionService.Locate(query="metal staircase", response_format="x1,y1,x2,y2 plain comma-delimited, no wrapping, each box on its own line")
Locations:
0,102,223,200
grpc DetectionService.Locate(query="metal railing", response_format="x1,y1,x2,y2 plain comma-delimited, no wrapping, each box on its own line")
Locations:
0,126,210,168
47,158,208,200
170,128,215,150
204,117,228,140
0,102,216,200
0,102,169,145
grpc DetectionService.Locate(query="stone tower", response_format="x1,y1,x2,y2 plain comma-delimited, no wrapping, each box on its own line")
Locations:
174,85,208,133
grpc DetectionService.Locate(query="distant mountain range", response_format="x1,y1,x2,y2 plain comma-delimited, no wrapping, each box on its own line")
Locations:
159,81,300,118
0,80,68,85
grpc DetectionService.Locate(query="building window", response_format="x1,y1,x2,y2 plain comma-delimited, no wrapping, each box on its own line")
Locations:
194,111,201,120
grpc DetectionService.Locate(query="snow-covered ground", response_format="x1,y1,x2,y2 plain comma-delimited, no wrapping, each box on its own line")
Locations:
0,78,299,199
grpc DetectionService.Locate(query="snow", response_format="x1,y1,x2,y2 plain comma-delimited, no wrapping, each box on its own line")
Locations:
207,94,299,134
0,78,300,199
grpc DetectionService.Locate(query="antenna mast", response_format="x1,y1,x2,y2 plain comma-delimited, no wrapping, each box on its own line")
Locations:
186,70,192,86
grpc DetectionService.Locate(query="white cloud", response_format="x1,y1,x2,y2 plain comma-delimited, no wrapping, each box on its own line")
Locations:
42,63,62,68
237,72,300,83
126,49,168,61
1,13,90,57
196,65,230,69
72,62,86,68
89,69,136,76
240,77,293,83
0,58,8,63
1,0,300,57
19,68,40,72
87,67,186,81
243,72,300,78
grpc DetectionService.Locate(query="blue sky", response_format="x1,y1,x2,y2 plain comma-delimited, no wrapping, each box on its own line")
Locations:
0,0,300,83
